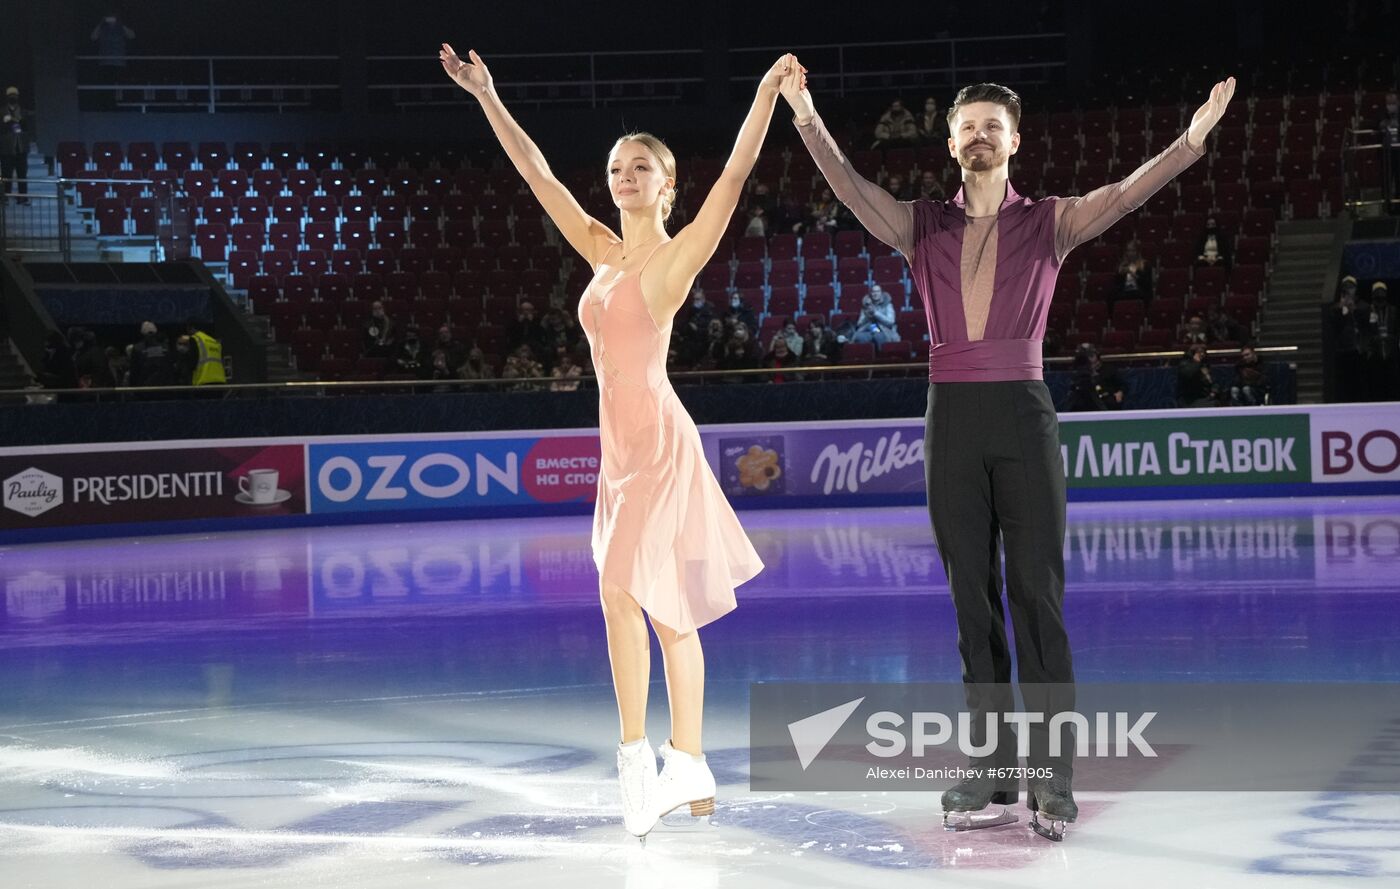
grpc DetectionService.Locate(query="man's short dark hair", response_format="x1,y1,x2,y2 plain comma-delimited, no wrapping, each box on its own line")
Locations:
946,83,1022,134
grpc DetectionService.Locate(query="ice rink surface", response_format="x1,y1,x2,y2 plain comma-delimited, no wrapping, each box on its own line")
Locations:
2,499,1398,886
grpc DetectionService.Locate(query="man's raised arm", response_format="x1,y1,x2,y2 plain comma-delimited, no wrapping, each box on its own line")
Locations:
781,64,916,259
1055,77,1235,262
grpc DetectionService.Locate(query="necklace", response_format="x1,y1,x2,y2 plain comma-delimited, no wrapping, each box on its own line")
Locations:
621,234,661,262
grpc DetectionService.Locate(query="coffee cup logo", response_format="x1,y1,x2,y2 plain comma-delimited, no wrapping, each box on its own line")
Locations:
237,468,282,505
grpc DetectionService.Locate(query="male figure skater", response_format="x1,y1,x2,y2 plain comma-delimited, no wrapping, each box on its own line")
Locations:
780,72,1235,840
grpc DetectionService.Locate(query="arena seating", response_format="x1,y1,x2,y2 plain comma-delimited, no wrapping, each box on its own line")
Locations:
52,68,1377,380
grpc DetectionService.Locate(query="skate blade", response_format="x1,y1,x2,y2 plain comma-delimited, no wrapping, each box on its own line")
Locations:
1029,812,1067,842
942,806,1019,832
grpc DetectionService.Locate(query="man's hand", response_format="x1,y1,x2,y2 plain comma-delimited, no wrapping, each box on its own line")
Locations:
1186,76,1236,150
778,56,816,126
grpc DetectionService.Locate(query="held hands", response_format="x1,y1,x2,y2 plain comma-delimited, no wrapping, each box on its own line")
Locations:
760,53,801,97
1186,76,1236,150
777,55,816,126
439,43,493,100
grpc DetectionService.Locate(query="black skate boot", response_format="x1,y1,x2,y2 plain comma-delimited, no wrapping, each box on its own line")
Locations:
1027,774,1077,841
941,771,1018,832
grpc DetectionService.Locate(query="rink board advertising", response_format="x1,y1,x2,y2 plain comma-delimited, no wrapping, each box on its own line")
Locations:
1,403,1397,539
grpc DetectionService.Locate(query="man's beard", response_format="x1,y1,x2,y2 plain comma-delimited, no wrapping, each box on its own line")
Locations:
959,142,1005,172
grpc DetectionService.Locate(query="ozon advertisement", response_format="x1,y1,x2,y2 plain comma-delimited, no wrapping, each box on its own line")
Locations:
306,434,602,514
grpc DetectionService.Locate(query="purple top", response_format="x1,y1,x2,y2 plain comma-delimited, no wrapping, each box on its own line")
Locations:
796,114,1205,381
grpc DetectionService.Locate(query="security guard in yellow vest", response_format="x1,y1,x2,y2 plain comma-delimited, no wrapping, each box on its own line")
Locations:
185,323,227,385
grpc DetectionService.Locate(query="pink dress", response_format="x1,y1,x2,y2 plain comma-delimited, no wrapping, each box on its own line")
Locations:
578,242,763,634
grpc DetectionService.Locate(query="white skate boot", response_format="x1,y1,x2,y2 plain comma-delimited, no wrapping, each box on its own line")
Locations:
617,737,659,839
655,739,717,822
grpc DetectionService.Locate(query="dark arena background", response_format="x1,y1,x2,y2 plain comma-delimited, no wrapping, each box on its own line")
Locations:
1,2,1398,886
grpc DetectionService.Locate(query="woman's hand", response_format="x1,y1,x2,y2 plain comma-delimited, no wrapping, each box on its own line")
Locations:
760,53,800,96
440,43,493,100
1186,76,1236,150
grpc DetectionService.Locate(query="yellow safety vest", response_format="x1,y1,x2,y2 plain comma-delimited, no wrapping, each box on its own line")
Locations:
191,330,227,385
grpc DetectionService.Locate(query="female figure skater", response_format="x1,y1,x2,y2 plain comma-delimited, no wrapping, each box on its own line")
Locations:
440,44,789,837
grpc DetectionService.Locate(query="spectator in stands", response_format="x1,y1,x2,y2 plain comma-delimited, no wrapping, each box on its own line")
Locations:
551,351,583,392
720,321,762,382
1379,93,1400,215
434,324,467,371
507,299,547,355
39,330,76,389
696,317,727,370
537,308,578,367
90,12,136,70
1360,280,1399,399
90,12,136,108
1231,344,1271,406
426,350,456,392
72,330,110,388
1195,215,1232,268
744,204,769,237
772,317,803,358
1116,240,1152,304
171,333,195,384
724,292,758,332
872,99,918,149
458,346,496,385
106,346,129,387
683,285,715,335
1332,277,1365,401
185,322,226,386
884,174,912,200
1066,344,1125,410
749,181,778,219
809,186,842,233
1,86,31,205
128,321,175,387
1181,314,1208,347
915,169,945,201
1176,344,1217,407
764,335,799,382
1205,303,1244,344
502,343,544,391
396,329,429,378
803,315,840,363
852,284,898,344
915,97,942,144
363,300,397,358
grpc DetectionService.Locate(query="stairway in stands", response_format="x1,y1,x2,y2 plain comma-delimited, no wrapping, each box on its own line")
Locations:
1257,217,1353,404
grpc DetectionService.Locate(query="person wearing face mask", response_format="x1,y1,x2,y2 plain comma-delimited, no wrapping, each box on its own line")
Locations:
784,66,1235,840
724,292,758,332
916,96,942,144
1195,215,1232,268
442,44,778,838
1,87,31,205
